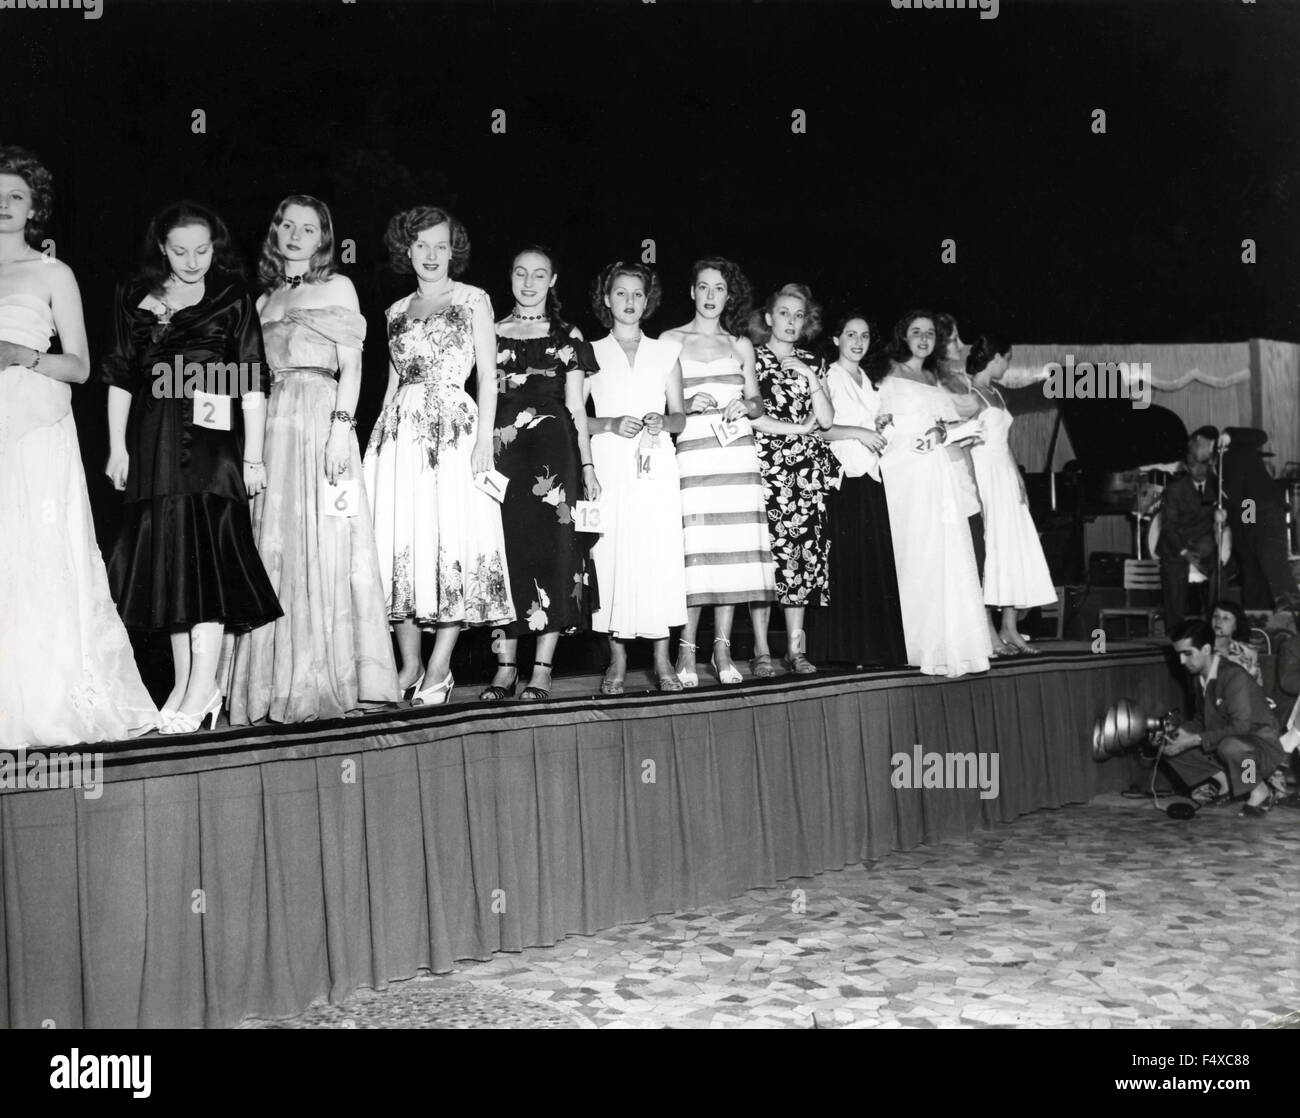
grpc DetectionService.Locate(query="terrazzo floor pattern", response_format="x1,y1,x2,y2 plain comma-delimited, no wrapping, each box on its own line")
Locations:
243,790,1300,1029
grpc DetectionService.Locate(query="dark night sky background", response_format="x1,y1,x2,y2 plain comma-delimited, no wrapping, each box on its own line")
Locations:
5,0,1300,540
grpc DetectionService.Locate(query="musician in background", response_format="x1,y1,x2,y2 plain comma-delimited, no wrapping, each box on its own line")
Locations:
1156,426,1220,629
1219,426,1300,617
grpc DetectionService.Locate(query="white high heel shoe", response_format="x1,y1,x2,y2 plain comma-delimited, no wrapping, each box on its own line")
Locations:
160,690,223,734
711,637,743,685
676,640,699,688
412,672,454,706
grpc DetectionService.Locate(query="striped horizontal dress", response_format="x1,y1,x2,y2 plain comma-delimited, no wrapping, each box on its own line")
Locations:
676,357,777,606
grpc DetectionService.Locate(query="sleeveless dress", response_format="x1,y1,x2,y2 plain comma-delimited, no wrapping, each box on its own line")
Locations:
227,306,400,724
363,284,514,627
102,276,283,632
492,326,598,636
587,334,687,639
877,370,991,677
806,363,907,666
676,356,776,607
753,344,842,606
0,294,157,747
969,387,1057,611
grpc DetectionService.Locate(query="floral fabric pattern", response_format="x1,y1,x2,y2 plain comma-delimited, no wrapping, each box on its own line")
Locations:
491,328,598,637
753,344,842,606
362,284,515,628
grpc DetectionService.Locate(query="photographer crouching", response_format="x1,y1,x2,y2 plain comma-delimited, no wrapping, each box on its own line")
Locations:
1162,619,1285,817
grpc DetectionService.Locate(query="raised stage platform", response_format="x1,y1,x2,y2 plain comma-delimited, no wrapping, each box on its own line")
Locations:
0,641,1181,1029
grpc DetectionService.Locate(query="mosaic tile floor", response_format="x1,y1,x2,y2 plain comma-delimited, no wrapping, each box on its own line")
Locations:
242,789,1300,1029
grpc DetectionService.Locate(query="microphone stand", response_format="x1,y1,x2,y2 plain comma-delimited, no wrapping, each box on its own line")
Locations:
1214,438,1228,602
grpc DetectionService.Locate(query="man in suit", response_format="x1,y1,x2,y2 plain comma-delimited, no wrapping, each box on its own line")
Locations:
1156,427,1221,628
1162,618,1285,816
1219,426,1300,614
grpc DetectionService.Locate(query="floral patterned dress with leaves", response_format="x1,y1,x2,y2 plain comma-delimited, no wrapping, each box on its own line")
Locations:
362,283,514,628
753,344,843,606
492,327,599,636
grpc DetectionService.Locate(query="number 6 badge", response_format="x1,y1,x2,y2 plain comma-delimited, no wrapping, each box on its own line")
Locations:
323,478,360,518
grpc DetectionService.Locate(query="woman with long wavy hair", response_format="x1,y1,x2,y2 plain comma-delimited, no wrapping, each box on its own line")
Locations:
227,194,399,723
662,257,775,686
875,310,990,677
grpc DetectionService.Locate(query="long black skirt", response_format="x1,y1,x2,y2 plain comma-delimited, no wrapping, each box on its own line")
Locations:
109,493,283,633
806,473,907,667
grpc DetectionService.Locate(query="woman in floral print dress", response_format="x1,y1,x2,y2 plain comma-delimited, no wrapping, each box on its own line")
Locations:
749,283,838,676
479,246,600,702
363,206,514,706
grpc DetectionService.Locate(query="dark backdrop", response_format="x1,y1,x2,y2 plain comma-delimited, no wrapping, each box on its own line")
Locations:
4,0,1298,674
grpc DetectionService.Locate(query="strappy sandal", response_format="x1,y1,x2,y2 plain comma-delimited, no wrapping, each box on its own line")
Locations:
750,652,776,679
711,637,742,685
657,673,684,693
782,629,817,675
676,640,699,688
479,661,518,702
519,660,552,702
600,670,625,696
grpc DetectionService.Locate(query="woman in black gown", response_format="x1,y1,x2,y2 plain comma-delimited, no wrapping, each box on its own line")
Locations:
104,201,281,733
479,245,599,701
807,313,907,667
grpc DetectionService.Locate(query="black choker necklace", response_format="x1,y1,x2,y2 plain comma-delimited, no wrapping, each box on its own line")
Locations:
286,274,304,289
512,309,546,321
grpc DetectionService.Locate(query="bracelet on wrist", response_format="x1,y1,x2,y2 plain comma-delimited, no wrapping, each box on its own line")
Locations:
581,462,595,470
244,459,265,468
330,410,356,428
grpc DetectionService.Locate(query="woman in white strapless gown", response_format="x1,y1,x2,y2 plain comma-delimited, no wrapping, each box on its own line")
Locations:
876,312,991,678
0,146,157,746
966,336,1057,651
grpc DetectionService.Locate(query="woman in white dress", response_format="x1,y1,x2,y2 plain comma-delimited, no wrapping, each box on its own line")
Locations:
0,146,157,747
585,261,687,694
363,206,514,706
876,311,991,678
966,334,1057,653
661,257,775,687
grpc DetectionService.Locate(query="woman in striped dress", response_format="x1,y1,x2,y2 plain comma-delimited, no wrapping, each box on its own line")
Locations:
663,258,775,685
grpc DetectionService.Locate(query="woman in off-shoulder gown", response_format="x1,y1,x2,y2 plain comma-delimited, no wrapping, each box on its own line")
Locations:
0,145,157,746
227,195,399,723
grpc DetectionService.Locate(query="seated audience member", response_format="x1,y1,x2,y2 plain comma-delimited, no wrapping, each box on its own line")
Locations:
1162,619,1285,816
1209,598,1261,686
1156,426,1220,629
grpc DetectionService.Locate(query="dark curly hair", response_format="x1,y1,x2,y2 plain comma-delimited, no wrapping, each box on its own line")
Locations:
691,256,753,337
966,332,1012,377
511,244,565,325
591,260,662,327
257,194,338,293
385,205,470,276
886,309,941,373
828,310,878,362
136,200,244,296
748,283,823,346
0,145,54,247
1210,599,1250,642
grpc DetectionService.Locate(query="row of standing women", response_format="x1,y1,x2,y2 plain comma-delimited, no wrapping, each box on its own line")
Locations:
0,144,1058,747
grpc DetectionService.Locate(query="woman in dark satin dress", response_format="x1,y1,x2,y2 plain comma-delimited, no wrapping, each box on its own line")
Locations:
104,201,281,734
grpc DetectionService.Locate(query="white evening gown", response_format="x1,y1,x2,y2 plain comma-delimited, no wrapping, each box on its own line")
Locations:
970,395,1057,610
0,294,157,747
587,334,687,639
877,372,991,677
